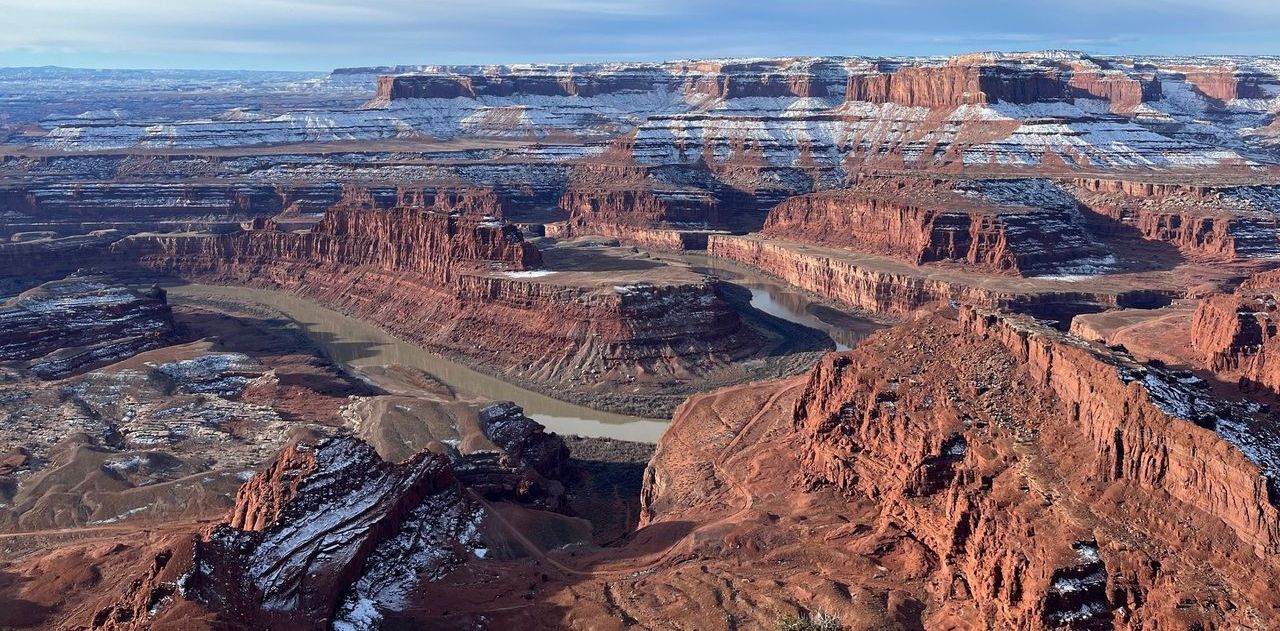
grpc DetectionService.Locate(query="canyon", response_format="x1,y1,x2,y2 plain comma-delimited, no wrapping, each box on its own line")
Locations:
1,50,1279,631
112,185,828,417
7,308,1278,629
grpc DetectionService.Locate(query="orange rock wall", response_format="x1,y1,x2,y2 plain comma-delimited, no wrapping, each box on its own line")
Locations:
789,310,1280,627
706,234,1163,321
762,192,1024,272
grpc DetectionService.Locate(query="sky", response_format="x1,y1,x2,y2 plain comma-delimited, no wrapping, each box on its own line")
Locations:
0,0,1278,71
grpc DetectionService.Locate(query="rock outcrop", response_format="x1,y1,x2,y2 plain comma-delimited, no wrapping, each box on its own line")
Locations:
784,308,1280,627
1067,178,1280,259
760,176,1110,275
144,184,540,279
134,437,482,631
633,308,1280,629
84,404,588,631
707,234,1169,324
120,189,769,416
1192,270,1280,394
0,272,176,378
544,221,715,251
453,402,572,510
374,58,851,102
1175,66,1269,103
0,230,127,293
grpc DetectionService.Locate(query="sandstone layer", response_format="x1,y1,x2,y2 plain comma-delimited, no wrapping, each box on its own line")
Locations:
118,190,785,416
786,309,1278,627
707,234,1174,325
91,437,483,630
0,272,175,379
760,177,1109,276
1192,269,1280,395
10,53,1279,246
82,404,592,631
1067,178,1280,259
5,308,1279,630
631,309,1280,629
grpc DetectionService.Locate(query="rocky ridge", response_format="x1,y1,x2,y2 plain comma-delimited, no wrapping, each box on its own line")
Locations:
118,189,778,416
25,54,1277,169
632,308,1280,628
90,399,579,631
1192,269,1280,394
760,176,1111,276
1065,178,1280,259
706,233,1177,325
0,272,175,378
6,306,1280,630
90,437,481,630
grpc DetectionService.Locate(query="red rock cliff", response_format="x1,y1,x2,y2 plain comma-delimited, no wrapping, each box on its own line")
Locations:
1192,270,1280,395
708,233,1164,324
125,189,539,282
632,309,1279,629
1068,177,1280,259
1176,66,1268,103
119,191,765,416
788,309,1280,627
760,181,1107,276
845,63,1067,107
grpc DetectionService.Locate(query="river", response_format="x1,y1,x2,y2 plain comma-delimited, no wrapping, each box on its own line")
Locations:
167,261,882,444
678,253,886,351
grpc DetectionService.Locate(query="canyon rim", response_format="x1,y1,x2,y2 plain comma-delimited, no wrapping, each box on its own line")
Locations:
2,2,1280,629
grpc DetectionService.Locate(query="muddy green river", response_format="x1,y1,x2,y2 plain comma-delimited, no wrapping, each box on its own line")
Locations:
169,260,879,443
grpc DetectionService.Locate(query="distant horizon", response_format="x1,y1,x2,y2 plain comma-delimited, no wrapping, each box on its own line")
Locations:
5,48,1280,75
2,0,1278,72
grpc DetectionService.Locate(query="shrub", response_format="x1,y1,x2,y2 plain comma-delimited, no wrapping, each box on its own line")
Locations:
776,611,845,631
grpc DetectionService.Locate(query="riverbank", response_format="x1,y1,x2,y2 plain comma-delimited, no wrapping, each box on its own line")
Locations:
166,284,674,442
155,246,886,434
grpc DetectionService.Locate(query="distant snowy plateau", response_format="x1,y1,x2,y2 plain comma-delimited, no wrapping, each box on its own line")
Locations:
3,52,1279,171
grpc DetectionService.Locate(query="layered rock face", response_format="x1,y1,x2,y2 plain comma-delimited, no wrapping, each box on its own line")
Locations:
760,177,1109,275
86,403,584,631
843,61,1062,107
0,181,301,237
0,272,176,378
389,184,510,218
545,220,715,251
7,53,1279,247
784,309,1280,627
14,55,1278,225
453,402,572,510
1066,69,1162,113
106,437,484,630
137,185,541,279
121,190,766,415
1192,270,1280,394
0,152,571,239
370,54,1274,115
706,234,1167,324
552,157,730,240
623,309,1280,629
1067,178,1280,258
1175,66,1269,103
373,58,850,102
15,309,1280,629
559,183,720,229
0,230,126,294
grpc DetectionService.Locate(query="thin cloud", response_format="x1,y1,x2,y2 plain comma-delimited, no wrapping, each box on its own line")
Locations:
0,0,1273,70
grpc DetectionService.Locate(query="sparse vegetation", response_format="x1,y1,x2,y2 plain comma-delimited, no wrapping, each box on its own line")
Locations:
775,611,845,631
